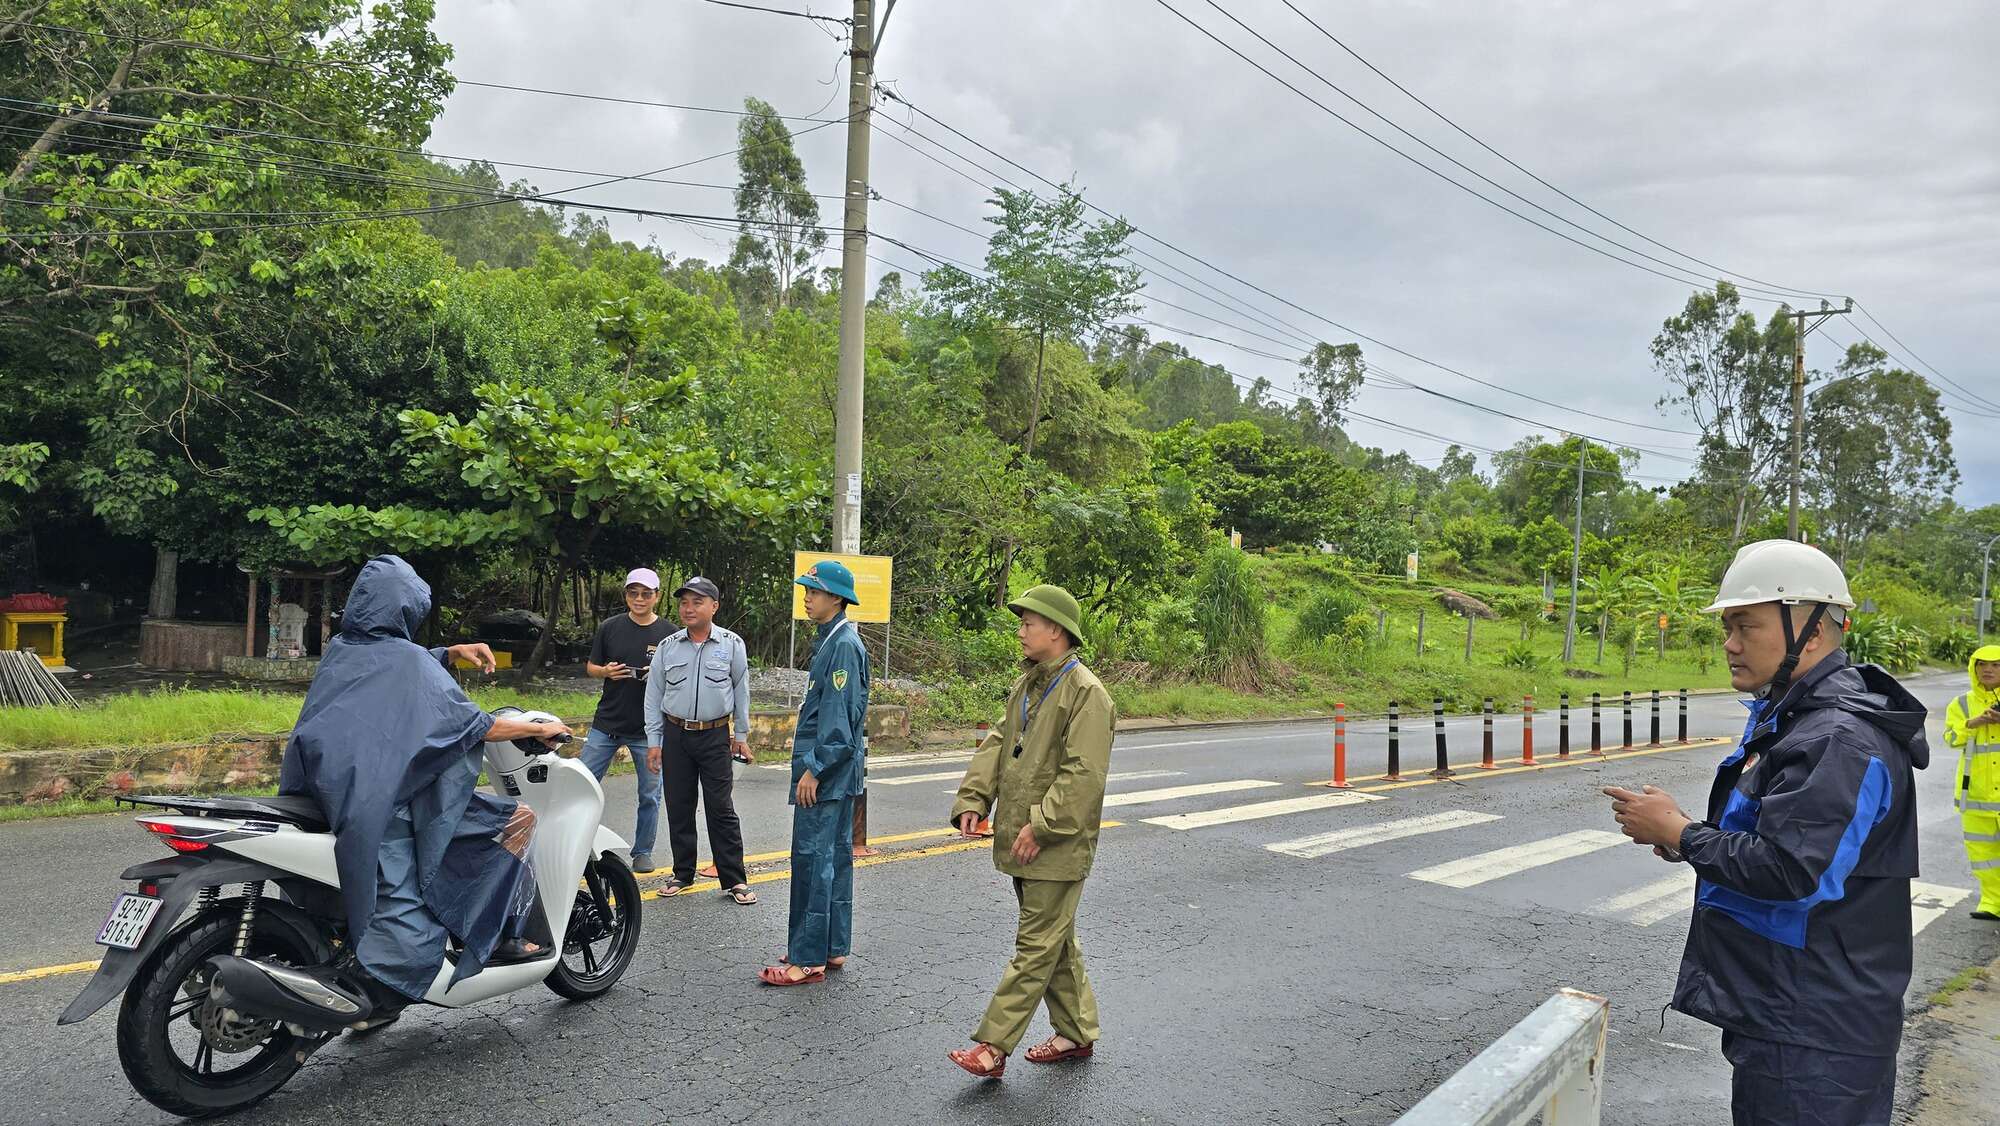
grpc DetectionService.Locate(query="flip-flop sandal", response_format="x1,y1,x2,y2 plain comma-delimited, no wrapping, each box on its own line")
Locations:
725,884,758,905
655,876,684,897
698,864,719,879
779,954,846,969
758,964,825,987
948,1045,1006,1079
490,939,547,963
1025,1037,1095,1064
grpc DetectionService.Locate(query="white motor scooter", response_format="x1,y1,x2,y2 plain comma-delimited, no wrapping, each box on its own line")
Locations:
57,709,642,1119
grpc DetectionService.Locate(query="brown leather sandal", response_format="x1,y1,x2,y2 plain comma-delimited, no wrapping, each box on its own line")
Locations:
757,964,825,986
1025,1036,1095,1064
948,1044,1006,1079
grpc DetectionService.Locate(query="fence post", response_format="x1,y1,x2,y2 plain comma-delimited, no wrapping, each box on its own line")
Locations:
1590,692,1602,756
1465,615,1476,663
1377,608,1388,641
1649,689,1661,746
1522,694,1536,765
1678,688,1689,744
1431,697,1452,778
1328,703,1352,788
1622,690,1633,749
1559,692,1570,758
1387,700,1401,781
1417,609,1427,657
1480,696,1497,769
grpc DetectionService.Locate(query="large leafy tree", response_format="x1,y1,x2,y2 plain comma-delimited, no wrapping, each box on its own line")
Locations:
1650,283,1795,539
256,375,813,671
1802,343,1957,564
1,0,455,607
726,96,823,314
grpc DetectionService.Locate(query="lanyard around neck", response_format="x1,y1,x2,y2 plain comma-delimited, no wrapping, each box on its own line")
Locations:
1020,658,1079,734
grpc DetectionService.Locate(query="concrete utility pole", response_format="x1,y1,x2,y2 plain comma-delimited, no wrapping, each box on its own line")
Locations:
1980,533,1998,639
830,0,878,554
1562,439,1586,665
1780,298,1854,541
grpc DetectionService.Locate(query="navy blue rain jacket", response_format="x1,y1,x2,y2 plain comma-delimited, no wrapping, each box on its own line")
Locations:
278,555,523,993
1672,650,1929,1056
790,613,869,803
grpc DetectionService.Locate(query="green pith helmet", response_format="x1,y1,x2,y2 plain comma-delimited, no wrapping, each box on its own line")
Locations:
1008,584,1084,645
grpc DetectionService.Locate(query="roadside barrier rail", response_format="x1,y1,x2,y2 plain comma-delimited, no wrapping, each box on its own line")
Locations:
1393,988,1610,1126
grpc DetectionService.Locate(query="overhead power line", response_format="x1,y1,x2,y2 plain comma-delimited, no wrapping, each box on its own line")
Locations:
1145,0,1810,303
1271,0,1843,305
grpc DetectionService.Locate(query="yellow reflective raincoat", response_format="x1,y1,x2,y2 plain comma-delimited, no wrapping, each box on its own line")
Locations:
1947,644,2000,916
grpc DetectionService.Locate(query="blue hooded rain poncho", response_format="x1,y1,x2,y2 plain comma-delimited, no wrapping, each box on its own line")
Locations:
278,555,534,1000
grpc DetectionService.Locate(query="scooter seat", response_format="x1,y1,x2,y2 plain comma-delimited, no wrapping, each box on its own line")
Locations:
126,793,331,832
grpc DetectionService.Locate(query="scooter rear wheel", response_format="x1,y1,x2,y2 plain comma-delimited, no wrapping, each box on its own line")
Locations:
116,907,320,1118
546,853,641,1000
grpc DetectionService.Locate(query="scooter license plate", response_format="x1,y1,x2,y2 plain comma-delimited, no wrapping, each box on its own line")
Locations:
96,893,163,950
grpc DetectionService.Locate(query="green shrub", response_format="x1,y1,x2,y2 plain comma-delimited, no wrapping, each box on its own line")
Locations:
1845,615,1927,672
1930,623,1979,666
1192,545,1268,689
1293,588,1368,645
1498,640,1541,670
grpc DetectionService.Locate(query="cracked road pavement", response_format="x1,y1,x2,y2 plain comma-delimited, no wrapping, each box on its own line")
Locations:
2,674,1994,1123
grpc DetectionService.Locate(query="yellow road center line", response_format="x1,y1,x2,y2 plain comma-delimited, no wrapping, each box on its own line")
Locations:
0,958,101,985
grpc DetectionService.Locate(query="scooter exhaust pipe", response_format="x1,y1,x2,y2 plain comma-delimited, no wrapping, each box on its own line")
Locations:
206,956,374,1033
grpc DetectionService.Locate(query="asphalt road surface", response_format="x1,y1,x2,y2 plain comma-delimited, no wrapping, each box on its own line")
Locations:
3,671,1993,1124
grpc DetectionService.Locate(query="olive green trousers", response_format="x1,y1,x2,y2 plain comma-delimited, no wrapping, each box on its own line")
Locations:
972,876,1101,1054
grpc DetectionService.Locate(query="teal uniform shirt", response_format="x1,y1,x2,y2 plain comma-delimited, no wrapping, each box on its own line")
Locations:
792,612,869,802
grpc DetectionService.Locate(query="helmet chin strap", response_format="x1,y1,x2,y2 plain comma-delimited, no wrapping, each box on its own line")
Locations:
1764,601,1830,700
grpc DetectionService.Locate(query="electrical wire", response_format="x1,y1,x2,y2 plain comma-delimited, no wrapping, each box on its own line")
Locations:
1271,0,1844,304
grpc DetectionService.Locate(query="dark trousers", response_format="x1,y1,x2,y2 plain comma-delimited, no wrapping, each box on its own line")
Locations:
662,724,746,888
1721,1031,1896,1126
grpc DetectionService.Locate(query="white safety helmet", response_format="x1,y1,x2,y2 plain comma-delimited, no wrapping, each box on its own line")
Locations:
1704,539,1855,614
1706,539,1855,695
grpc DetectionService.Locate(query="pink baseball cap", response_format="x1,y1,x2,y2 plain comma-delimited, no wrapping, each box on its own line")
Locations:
624,568,661,590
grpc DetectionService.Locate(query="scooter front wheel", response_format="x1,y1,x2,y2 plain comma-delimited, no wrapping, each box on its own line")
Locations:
546,852,641,1000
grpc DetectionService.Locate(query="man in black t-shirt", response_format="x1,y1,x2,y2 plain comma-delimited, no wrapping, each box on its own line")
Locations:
581,567,676,873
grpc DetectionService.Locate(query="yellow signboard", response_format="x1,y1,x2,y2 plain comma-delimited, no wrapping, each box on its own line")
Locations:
791,552,894,623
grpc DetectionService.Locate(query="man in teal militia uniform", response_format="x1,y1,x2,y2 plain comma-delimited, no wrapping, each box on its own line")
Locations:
759,560,870,986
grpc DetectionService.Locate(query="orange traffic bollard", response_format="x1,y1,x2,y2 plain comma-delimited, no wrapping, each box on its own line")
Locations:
1327,703,1352,788
1521,694,1536,765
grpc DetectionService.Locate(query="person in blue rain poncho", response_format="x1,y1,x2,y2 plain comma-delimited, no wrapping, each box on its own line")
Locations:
279,556,572,1011
759,559,870,986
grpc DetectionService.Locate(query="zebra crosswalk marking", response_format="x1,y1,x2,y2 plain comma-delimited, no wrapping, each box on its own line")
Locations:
1140,789,1384,830
1406,830,1626,889
1264,810,1502,859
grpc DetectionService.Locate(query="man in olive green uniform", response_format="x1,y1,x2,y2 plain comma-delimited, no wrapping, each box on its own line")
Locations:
946,585,1115,1080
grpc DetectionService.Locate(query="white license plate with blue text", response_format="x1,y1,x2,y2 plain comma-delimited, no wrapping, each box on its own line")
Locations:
96,893,162,950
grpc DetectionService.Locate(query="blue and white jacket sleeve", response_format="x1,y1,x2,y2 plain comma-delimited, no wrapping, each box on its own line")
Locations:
1678,733,1893,903
805,641,867,779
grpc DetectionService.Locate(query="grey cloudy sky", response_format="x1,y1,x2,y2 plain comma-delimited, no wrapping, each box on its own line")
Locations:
423,0,2000,507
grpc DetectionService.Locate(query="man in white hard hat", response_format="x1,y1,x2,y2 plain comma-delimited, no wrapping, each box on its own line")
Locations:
1603,539,1928,1126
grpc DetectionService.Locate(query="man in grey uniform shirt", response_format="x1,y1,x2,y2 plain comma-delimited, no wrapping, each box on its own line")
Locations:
646,576,756,904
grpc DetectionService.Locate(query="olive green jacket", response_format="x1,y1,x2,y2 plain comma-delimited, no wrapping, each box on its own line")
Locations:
949,653,1116,881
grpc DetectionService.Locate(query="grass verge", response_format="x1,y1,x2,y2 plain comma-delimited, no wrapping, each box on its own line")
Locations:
1930,965,1990,1008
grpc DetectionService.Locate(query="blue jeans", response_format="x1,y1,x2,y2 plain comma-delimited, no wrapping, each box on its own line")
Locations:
580,728,660,857
786,795,854,967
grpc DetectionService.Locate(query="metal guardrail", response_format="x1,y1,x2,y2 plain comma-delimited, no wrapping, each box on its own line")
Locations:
1394,989,1610,1126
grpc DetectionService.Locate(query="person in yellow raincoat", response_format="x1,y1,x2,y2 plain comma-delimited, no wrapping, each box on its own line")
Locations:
1947,644,2000,919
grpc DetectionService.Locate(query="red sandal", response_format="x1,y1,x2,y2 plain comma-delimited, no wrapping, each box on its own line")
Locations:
948,1044,1006,1079
1025,1036,1095,1064
757,964,825,986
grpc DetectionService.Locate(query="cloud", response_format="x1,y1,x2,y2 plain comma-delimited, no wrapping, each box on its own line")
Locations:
423,0,2000,505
